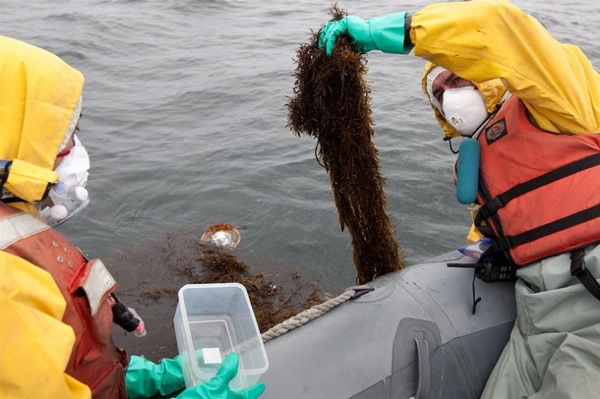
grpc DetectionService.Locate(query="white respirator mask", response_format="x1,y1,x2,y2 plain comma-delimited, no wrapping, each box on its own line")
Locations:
442,86,489,136
37,134,91,226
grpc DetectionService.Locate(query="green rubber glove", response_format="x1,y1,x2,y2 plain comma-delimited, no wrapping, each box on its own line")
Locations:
176,353,265,399
318,12,411,56
126,355,186,399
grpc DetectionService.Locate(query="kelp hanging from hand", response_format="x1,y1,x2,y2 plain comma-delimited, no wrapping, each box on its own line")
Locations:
287,5,405,284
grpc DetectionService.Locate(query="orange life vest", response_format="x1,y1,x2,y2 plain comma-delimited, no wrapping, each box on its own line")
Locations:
474,96,600,266
0,203,128,398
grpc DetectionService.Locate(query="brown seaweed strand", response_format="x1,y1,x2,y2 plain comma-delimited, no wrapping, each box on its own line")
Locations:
286,5,406,284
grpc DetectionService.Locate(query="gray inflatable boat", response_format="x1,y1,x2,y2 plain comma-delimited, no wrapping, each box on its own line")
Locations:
259,250,516,398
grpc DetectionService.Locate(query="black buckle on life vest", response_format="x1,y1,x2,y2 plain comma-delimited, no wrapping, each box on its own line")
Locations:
0,160,11,191
487,237,514,254
478,196,504,220
570,249,600,302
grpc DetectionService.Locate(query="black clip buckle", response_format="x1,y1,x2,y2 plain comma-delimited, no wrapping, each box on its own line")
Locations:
570,249,586,277
0,160,11,189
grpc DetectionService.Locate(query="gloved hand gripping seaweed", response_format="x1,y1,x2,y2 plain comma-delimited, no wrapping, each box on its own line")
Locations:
286,4,405,284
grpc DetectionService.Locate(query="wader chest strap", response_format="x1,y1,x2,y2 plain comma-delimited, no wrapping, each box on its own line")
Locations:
570,249,600,302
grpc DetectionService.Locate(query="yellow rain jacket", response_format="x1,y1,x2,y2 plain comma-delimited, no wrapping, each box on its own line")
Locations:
412,0,600,136
0,36,90,398
411,0,600,242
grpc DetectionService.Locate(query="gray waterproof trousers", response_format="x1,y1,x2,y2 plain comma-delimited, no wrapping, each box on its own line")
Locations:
481,244,600,399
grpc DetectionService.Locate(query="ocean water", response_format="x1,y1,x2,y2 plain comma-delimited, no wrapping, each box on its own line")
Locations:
2,0,599,297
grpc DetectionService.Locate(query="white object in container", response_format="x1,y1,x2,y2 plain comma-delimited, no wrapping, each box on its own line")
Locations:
174,283,269,390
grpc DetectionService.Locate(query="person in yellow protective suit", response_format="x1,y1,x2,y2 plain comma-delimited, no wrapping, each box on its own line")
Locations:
319,1,600,398
0,36,265,399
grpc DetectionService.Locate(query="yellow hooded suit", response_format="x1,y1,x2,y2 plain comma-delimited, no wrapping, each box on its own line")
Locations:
0,35,84,206
412,1,600,242
0,36,90,398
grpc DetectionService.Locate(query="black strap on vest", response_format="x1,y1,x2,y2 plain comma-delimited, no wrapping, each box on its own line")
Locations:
475,153,600,228
488,203,600,254
570,249,600,302
475,153,600,263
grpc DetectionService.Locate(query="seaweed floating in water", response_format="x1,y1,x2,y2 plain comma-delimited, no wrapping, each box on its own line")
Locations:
196,244,322,332
287,4,405,284
106,227,322,360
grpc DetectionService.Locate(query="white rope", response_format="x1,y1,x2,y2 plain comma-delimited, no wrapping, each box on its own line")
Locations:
261,288,356,343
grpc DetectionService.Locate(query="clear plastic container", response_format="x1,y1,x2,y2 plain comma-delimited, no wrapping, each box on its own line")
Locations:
174,283,268,390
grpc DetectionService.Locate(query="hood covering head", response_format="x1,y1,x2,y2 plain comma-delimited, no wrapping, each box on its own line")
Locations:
0,36,84,207
421,61,507,138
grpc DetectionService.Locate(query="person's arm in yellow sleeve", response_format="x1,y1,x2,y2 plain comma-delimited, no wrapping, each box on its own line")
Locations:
319,1,599,133
410,0,600,134
1,253,91,399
